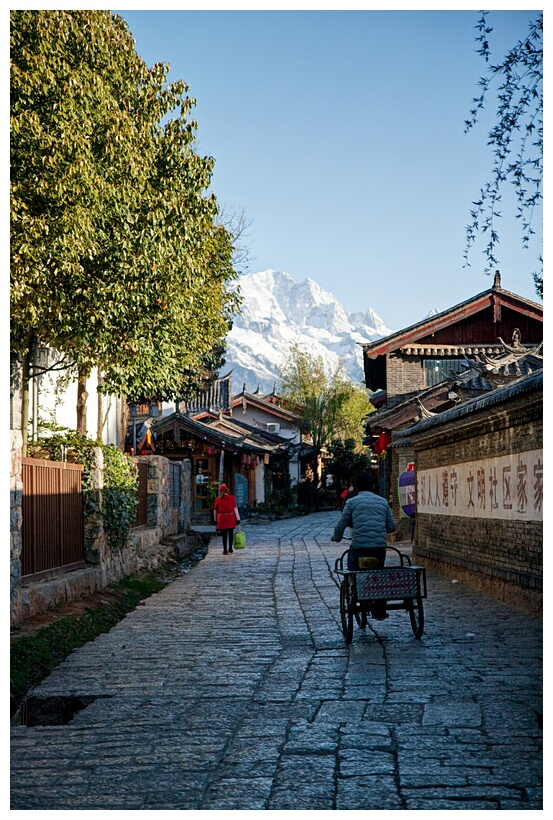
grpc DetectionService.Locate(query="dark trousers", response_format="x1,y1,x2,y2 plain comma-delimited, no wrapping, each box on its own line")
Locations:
348,548,387,618
221,529,234,551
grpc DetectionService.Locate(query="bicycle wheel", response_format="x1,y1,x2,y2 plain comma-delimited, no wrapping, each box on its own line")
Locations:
407,596,424,639
340,578,354,644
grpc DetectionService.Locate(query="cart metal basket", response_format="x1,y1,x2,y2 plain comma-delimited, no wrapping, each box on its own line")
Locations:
334,547,427,643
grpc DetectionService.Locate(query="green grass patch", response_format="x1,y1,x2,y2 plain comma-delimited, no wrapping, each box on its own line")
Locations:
10,573,169,717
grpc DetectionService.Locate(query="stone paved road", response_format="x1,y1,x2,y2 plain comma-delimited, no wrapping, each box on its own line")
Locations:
10,512,542,810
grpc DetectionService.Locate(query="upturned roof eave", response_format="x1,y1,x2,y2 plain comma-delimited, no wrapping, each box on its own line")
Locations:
230,391,301,422
366,383,452,431
359,287,543,359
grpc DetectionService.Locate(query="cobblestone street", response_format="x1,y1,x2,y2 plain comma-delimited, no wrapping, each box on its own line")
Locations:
10,511,542,810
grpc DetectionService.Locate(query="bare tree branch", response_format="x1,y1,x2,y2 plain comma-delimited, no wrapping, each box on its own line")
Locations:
216,204,254,273
464,12,542,296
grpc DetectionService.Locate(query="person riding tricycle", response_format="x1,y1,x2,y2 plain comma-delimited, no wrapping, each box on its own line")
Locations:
331,471,396,620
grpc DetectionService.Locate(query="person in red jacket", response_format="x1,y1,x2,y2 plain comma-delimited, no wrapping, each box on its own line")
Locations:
213,484,240,554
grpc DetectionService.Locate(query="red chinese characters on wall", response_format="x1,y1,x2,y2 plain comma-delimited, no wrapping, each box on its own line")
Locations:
416,450,542,521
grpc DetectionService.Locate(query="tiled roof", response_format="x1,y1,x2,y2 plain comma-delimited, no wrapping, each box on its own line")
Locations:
365,341,543,432
448,343,542,393
203,415,288,453
400,344,505,356
394,370,542,439
153,411,278,454
231,389,301,421
365,382,452,432
360,283,542,357
180,372,232,414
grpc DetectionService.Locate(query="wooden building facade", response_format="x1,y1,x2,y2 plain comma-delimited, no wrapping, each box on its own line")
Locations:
360,274,543,536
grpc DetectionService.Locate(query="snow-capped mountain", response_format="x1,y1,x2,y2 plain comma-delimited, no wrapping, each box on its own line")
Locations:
221,269,393,394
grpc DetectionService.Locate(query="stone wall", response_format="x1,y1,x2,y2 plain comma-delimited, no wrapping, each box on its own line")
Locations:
10,356,24,616
10,430,23,615
10,453,193,626
405,389,542,616
84,447,104,566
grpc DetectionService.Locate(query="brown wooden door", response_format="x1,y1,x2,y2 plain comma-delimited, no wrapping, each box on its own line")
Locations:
21,458,85,581
193,456,216,513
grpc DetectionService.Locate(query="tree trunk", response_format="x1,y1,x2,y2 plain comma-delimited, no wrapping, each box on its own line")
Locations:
76,367,89,435
21,350,31,458
119,395,127,451
96,368,103,442
20,334,34,458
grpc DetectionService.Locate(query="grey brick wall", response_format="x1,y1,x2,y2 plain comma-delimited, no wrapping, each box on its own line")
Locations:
386,354,424,408
411,391,542,616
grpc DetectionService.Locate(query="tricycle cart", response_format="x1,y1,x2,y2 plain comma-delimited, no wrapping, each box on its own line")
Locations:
334,547,427,643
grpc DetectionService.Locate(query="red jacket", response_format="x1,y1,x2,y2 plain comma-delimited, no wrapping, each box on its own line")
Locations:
214,494,239,530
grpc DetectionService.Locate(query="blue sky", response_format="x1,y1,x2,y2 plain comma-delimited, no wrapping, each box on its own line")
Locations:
113,5,543,332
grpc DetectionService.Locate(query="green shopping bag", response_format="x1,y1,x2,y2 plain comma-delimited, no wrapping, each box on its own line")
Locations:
234,525,246,549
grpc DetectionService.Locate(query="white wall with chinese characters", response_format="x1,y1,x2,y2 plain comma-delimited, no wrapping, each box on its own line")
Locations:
417,449,542,521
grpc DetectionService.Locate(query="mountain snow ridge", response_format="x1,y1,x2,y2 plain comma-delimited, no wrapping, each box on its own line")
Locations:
221,270,393,394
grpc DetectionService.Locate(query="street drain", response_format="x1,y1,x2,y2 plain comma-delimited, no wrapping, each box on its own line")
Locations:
18,695,112,726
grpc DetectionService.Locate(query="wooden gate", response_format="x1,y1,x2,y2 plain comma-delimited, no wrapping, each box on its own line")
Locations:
21,458,85,582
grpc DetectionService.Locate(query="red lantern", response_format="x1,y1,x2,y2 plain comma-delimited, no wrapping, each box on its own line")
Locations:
379,432,391,451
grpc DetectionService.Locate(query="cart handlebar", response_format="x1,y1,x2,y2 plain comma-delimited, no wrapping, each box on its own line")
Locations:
334,545,412,573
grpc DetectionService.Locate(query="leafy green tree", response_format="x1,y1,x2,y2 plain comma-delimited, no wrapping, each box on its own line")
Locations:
330,378,377,444
11,10,239,450
327,438,372,488
277,342,374,475
464,11,543,295
277,341,326,405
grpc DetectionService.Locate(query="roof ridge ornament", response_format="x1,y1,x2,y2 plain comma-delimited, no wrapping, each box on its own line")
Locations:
493,270,501,289
416,398,437,419
496,335,543,358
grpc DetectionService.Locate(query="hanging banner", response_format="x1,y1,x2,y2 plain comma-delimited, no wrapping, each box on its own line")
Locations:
398,470,416,518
